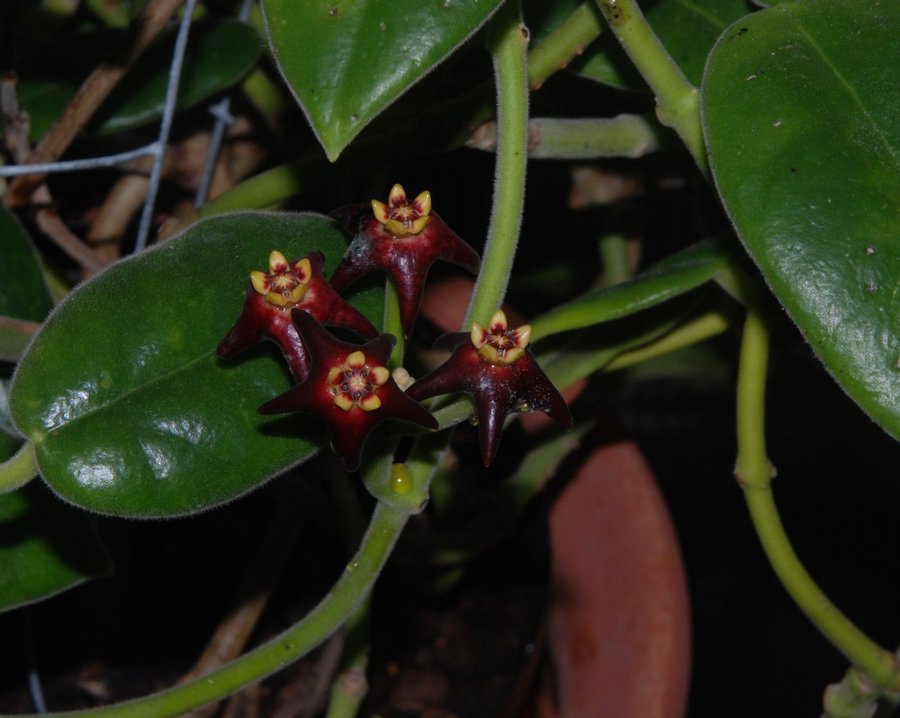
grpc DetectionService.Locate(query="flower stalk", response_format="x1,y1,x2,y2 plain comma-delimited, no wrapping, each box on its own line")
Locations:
465,0,530,329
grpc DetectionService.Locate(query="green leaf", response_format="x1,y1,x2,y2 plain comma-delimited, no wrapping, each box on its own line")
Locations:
0,480,112,613
0,207,52,322
10,213,382,517
703,0,900,437
16,20,261,140
262,0,504,161
577,0,754,89
530,239,729,341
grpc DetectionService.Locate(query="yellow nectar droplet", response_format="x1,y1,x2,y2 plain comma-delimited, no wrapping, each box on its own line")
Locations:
390,464,413,495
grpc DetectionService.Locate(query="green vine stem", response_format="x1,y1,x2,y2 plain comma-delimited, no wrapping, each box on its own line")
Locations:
541,301,734,390
598,233,632,285
823,665,890,718
593,0,707,175
527,1,602,89
466,115,669,159
735,308,900,692
603,306,732,371
464,0,529,329
324,598,371,718
0,441,38,494
0,498,417,718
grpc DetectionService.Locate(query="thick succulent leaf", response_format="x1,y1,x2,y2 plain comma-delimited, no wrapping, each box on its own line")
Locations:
17,20,261,140
577,0,754,89
0,207,52,322
0,479,111,613
531,239,729,341
703,0,900,436
10,213,382,517
262,0,504,161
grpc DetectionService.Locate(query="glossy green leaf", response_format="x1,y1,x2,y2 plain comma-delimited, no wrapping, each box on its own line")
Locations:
703,0,900,437
530,239,729,341
10,213,382,517
0,480,112,613
577,0,754,89
17,20,261,140
0,207,52,322
262,0,504,161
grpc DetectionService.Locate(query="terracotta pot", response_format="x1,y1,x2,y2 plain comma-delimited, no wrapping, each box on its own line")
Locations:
542,437,691,718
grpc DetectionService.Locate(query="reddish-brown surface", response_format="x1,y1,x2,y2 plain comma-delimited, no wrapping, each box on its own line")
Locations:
545,440,691,718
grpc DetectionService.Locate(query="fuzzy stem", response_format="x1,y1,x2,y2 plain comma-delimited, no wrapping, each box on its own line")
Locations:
735,309,900,692
467,115,668,160
598,234,631,285
0,500,413,718
0,442,38,494
593,0,707,174
603,307,732,371
464,0,529,329
324,599,371,718
527,2,603,89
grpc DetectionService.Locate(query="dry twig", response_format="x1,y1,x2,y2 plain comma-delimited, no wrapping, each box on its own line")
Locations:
4,0,185,207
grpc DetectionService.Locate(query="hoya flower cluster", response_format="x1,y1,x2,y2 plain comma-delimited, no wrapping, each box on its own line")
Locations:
219,185,571,471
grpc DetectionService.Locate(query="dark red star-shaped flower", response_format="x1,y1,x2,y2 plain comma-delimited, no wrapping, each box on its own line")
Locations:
218,250,378,380
258,309,437,472
330,184,480,338
406,310,573,466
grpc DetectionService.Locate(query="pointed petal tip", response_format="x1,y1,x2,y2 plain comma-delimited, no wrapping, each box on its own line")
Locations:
413,190,432,216
250,271,268,295
489,309,508,333
294,257,313,283
269,250,289,272
515,324,532,349
388,183,407,206
372,199,390,224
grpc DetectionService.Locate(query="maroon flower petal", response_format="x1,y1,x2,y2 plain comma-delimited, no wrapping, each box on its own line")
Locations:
258,310,437,472
407,318,573,466
330,186,480,338
218,251,378,381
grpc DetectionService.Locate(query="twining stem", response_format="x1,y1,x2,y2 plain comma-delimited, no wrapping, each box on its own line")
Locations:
592,0,707,175
324,598,371,718
823,666,887,718
603,307,732,371
527,2,603,89
598,234,632,285
467,115,668,160
464,0,529,329
0,442,38,494
735,309,900,692
0,500,414,718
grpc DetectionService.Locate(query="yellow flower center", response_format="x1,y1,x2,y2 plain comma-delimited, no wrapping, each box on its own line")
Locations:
327,351,390,412
250,251,312,308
